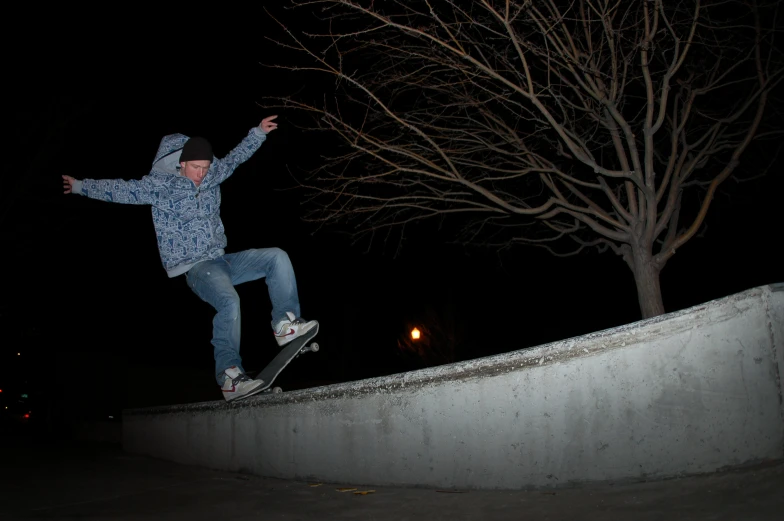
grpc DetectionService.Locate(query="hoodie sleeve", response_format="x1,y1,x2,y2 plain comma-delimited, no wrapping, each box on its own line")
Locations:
204,127,267,187
74,175,159,205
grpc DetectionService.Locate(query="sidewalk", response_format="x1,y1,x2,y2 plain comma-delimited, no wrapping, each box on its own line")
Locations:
2,434,782,520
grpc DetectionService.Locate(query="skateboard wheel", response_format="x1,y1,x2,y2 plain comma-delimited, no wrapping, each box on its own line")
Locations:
310,343,320,352
272,387,283,394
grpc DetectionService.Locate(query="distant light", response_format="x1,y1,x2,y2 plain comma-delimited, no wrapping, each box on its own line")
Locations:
23,413,29,419
411,328,421,340
20,394,28,399
108,416,114,419
17,353,20,356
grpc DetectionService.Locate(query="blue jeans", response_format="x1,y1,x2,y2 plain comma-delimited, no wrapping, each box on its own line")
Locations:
185,248,302,385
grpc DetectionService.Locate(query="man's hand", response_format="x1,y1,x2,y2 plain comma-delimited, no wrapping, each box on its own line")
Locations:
62,175,77,194
260,115,278,134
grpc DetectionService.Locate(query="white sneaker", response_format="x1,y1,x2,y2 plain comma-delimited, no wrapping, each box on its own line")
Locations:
221,366,264,402
273,311,318,347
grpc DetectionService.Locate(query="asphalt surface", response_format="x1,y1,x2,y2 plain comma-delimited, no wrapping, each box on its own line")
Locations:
2,433,783,521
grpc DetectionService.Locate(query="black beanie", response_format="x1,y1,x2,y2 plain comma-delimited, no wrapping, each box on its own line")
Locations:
179,137,213,163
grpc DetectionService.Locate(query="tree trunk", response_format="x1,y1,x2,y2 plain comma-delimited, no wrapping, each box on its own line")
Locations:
628,245,665,319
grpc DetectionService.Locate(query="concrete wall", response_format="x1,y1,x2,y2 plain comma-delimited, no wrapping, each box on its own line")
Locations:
123,284,784,489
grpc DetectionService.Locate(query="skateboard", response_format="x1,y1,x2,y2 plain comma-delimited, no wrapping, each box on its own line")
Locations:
255,322,320,394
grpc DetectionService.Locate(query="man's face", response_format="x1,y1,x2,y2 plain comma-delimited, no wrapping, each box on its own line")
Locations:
181,160,211,186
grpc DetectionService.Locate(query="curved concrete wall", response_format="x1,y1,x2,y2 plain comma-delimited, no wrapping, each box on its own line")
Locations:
123,283,784,489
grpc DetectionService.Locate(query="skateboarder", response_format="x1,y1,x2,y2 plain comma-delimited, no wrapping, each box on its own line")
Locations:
62,115,317,402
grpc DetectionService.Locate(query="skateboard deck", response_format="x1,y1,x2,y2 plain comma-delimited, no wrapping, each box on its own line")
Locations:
256,322,320,393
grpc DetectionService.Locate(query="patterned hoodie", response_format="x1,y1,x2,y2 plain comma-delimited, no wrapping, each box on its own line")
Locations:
73,127,267,277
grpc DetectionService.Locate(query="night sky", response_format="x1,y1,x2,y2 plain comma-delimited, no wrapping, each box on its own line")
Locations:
4,6,782,419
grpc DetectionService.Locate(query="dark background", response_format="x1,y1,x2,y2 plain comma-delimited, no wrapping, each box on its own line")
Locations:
3,6,781,436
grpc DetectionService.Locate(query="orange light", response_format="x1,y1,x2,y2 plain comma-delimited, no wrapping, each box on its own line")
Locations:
411,328,421,340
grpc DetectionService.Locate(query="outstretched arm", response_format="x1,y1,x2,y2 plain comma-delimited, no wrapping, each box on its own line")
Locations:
62,174,158,205
205,115,279,186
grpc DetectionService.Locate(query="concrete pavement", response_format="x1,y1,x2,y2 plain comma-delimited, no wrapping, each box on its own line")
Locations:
2,435,782,521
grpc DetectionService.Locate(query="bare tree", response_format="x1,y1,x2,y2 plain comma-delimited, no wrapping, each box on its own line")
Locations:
264,0,783,318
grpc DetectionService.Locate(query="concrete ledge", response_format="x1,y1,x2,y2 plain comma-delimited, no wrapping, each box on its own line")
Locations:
123,284,784,489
